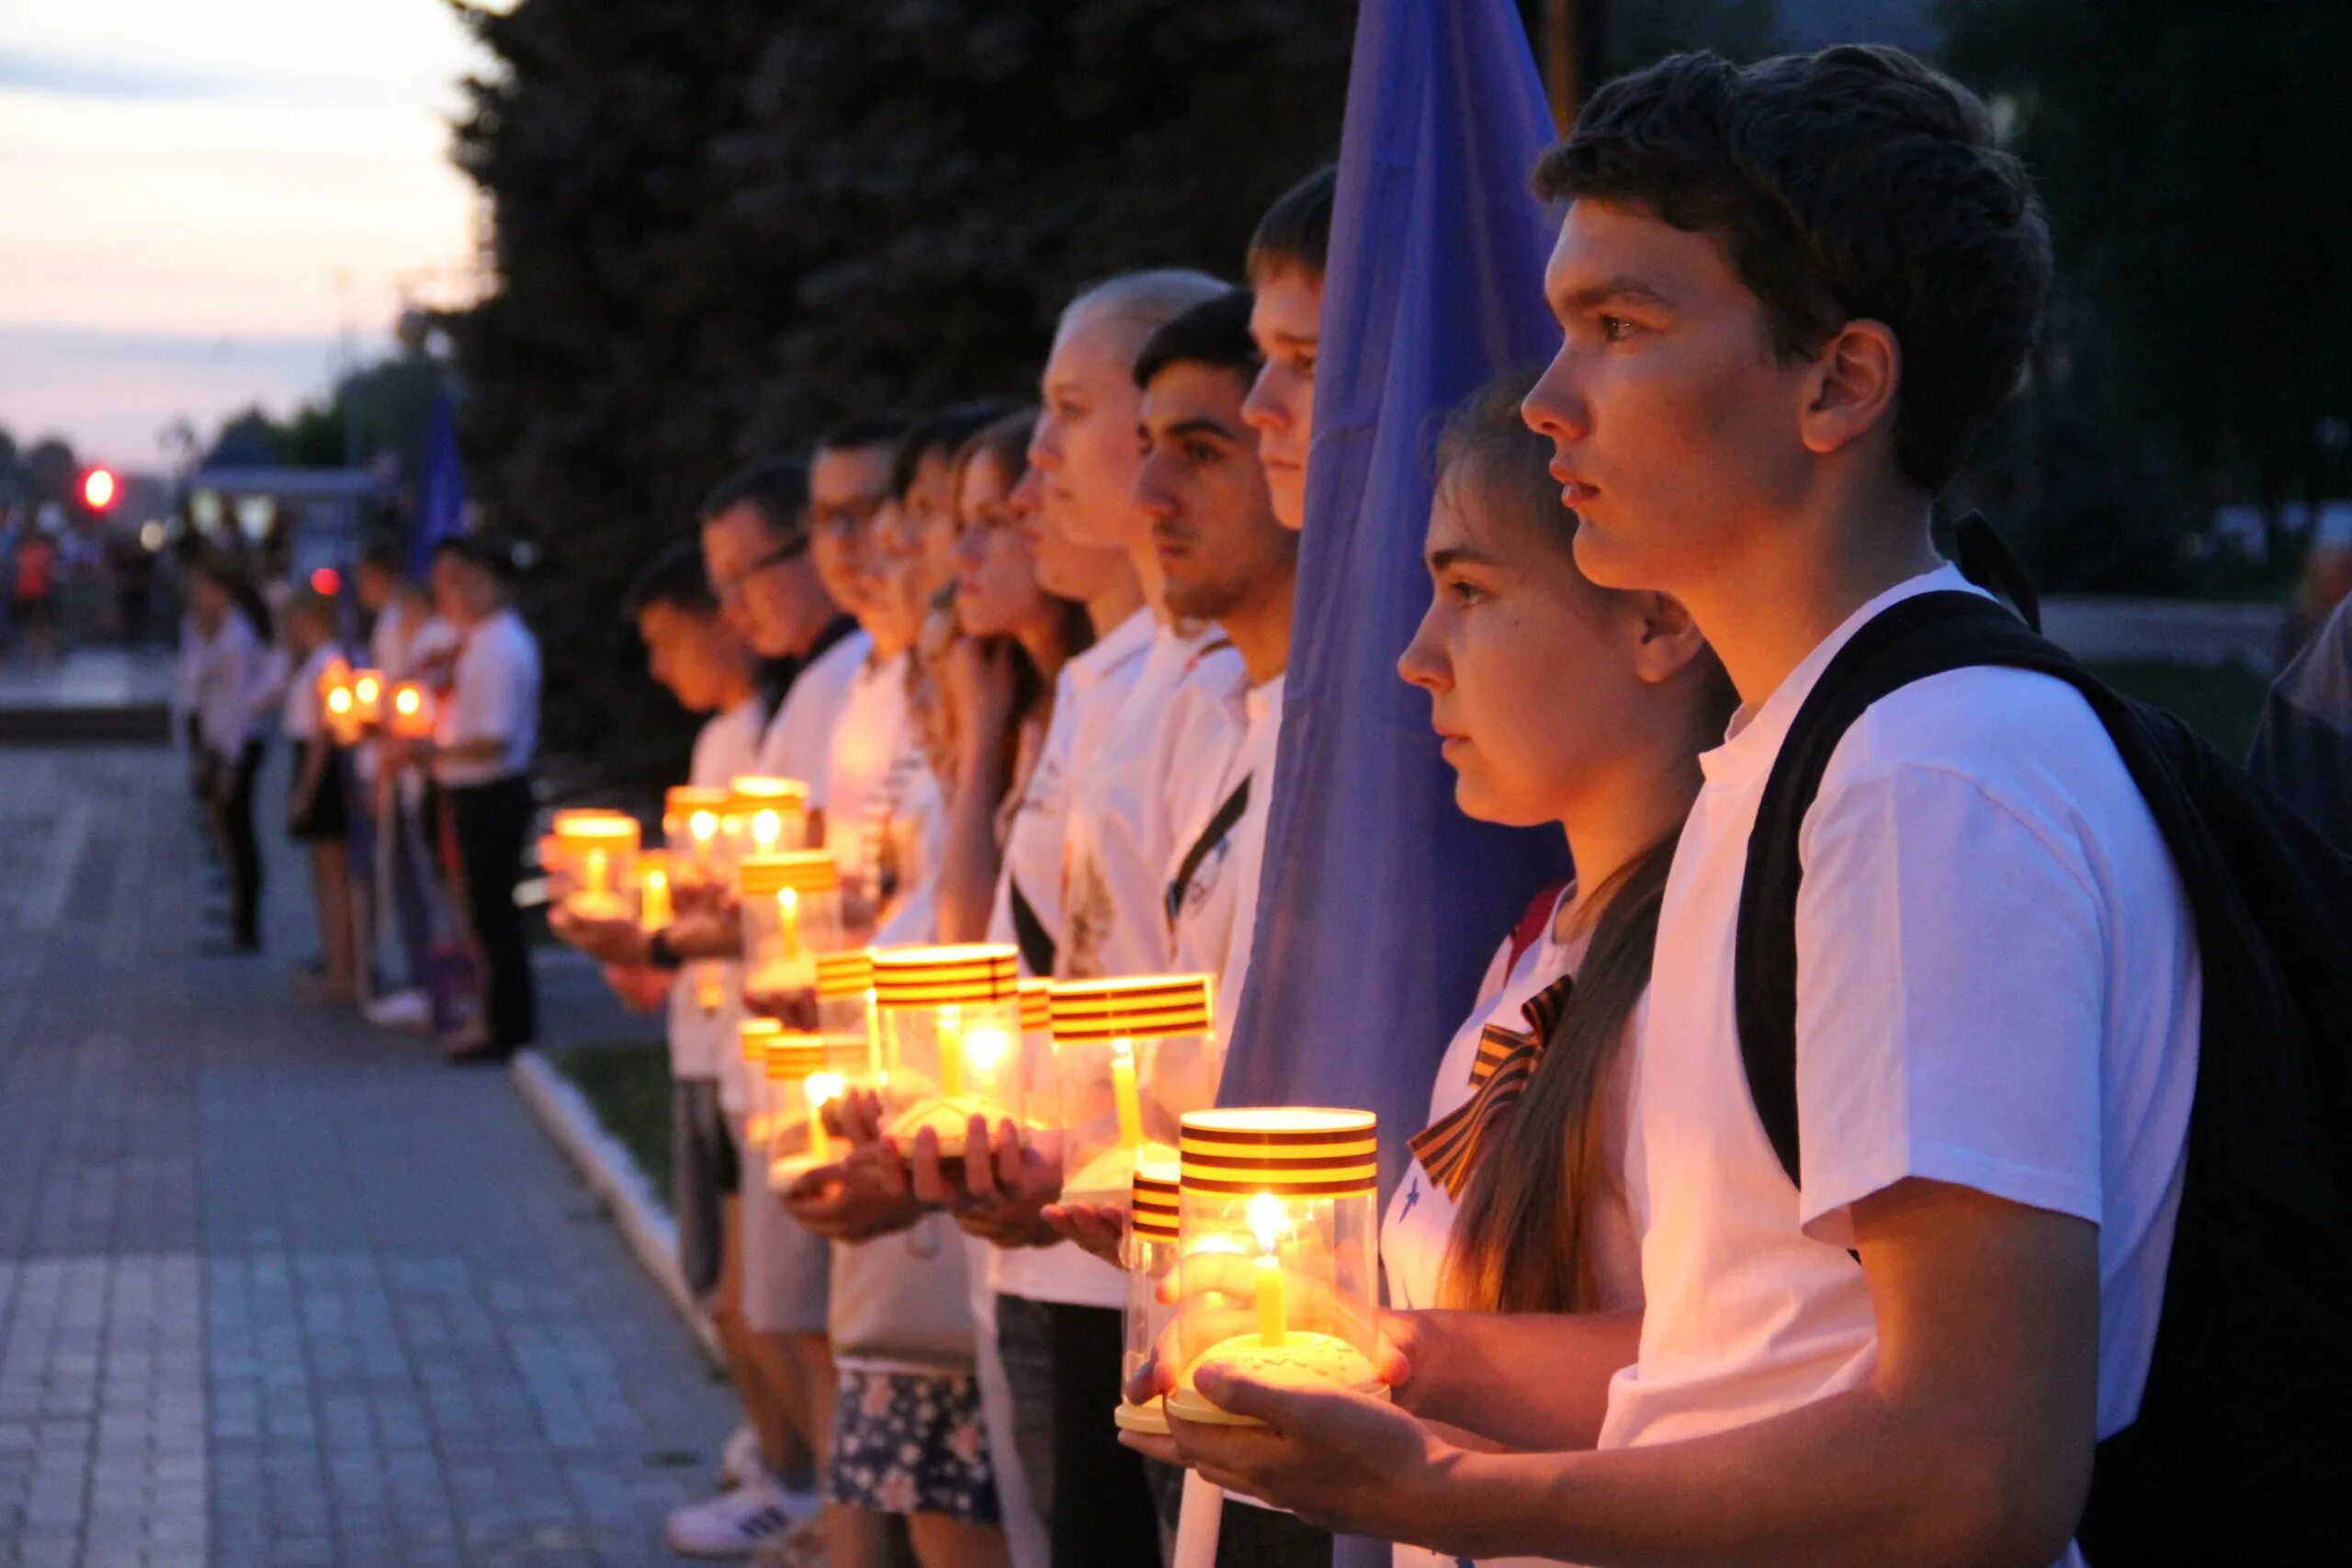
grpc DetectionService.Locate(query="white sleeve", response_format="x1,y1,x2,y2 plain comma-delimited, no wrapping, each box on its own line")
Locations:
1792,761,2108,1246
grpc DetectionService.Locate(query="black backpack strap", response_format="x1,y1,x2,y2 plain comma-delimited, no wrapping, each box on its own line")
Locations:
1735,591,2075,1186
1007,876,1055,978
1164,777,1250,928
1949,511,2041,633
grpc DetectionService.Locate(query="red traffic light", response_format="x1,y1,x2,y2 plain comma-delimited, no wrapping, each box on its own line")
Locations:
82,468,118,510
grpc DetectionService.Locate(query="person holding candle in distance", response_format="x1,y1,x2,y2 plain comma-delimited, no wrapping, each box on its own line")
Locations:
278,589,360,1005
1129,47,2203,1568
423,536,542,1063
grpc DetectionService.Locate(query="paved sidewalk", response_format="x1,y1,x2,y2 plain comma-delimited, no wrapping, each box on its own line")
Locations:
0,747,732,1568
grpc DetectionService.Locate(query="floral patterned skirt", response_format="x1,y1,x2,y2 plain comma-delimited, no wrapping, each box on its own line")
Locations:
828,1368,1000,1523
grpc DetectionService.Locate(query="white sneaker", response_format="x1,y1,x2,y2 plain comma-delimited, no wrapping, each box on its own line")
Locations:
363,988,433,1031
666,1474,804,1558
718,1423,763,1490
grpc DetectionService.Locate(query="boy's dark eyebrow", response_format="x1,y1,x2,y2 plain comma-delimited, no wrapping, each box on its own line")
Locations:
1555,276,1673,312
1428,544,1505,572
1145,415,1245,445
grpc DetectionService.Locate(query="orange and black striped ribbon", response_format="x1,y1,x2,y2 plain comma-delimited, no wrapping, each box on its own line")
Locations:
1405,973,1576,1200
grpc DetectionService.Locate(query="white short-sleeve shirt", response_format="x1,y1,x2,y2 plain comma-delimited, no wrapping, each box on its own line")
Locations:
1600,567,2200,1568
987,608,1156,976
761,626,871,811
1056,621,1244,983
431,606,540,787
1166,671,1283,1051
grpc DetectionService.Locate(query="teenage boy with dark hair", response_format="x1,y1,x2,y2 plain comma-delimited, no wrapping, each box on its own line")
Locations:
1240,164,1335,536
1137,292,1300,1053
1140,47,2199,1568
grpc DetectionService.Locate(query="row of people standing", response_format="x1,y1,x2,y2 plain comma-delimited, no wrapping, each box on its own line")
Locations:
178,536,543,1063
548,167,1332,1568
550,39,2341,1568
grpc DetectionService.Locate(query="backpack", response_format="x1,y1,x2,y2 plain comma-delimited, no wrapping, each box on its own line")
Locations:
1733,570,2352,1562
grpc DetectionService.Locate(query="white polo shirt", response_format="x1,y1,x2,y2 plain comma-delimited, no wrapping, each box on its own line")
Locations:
431,607,540,787
672,695,766,1089
761,626,871,810
1166,671,1283,1050
1600,567,2199,1568
1056,621,1244,982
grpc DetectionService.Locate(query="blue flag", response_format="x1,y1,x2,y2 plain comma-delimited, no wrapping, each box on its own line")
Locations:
412,389,468,576
1222,0,1572,1212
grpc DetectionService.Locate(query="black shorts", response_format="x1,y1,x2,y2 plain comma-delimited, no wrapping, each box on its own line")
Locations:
288,742,350,840
672,1077,740,1299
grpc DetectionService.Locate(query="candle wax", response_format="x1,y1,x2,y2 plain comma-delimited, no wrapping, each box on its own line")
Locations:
1111,1040,1144,1149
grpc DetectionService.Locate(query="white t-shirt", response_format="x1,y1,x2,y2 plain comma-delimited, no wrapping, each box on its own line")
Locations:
762,626,871,811
1056,621,1244,982
987,608,1156,977
431,607,540,787
281,643,345,741
1599,567,2200,1568
189,611,271,757
671,696,766,1090
1167,671,1283,1051
369,599,429,680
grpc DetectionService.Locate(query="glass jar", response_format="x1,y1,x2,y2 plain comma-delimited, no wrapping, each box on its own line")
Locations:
1013,980,1061,1166
738,1018,782,1150
388,678,435,740
1050,976,1218,1205
348,667,385,731
721,776,810,874
763,1030,871,1188
738,852,843,1020
813,950,880,1084
1167,1108,1385,1426
662,784,731,895
1116,1158,1182,1435
634,850,673,931
550,811,639,920
873,944,1023,1157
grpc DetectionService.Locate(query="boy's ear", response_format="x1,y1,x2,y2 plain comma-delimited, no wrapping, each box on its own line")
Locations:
1628,592,1711,686
1799,318,1901,459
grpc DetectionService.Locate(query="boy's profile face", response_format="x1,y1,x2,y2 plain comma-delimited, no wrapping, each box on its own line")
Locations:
1521,198,1822,602
635,601,736,715
1243,269,1321,532
1136,362,1293,626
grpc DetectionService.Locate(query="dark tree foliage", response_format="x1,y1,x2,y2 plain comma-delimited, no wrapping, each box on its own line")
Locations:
1943,0,2352,583
444,0,1349,776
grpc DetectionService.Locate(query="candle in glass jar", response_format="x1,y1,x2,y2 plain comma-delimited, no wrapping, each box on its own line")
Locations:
1111,1038,1144,1149
639,863,672,931
1249,1192,1288,1347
